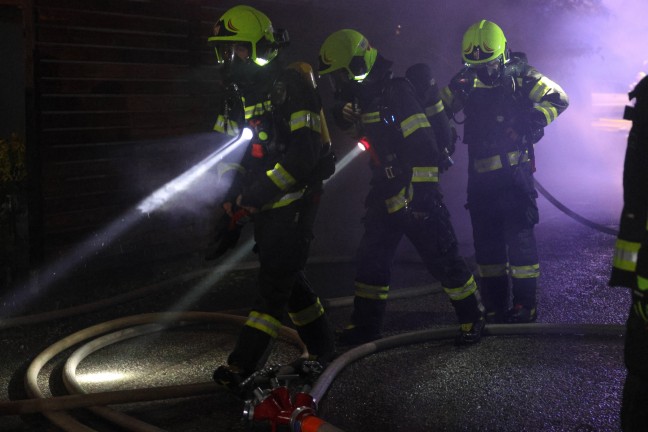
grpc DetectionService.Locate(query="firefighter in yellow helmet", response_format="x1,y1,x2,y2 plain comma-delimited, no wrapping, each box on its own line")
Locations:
207,5,336,392
441,20,569,323
319,29,485,346
609,74,648,430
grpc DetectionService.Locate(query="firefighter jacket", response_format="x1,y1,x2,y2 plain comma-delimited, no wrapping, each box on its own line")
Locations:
610,75,648,291
441,52,569,194
213,63,329,211
413,79,456,162
332,59,450,214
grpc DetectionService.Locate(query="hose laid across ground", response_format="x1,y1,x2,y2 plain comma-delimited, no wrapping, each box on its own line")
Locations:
2,311,306,431
534,178,618,236
309,322,626,403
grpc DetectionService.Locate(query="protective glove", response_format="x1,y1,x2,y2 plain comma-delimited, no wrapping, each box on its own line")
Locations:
507,112,545,146
330,102,362,139
205,203,250,261
447,67,475,104
521,126,544,146
632,289,648,323
341,102,361,123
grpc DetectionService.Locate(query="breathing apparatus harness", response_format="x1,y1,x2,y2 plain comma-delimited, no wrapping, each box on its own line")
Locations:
221,64,335,179
353,93,404,181
354,75,453,184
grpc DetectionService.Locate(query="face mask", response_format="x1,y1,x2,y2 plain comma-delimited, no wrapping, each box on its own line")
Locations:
470,57,502,85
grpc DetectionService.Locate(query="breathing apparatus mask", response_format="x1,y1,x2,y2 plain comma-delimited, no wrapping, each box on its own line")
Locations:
467,56,504,86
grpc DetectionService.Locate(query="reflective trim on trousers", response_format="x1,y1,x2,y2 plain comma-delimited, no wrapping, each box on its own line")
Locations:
244,311,282,338
289,298,325,326
355,281,389,300
261,188,306,211
385,184,413,214
474,150,530,173
478,263,508,278
411,166,439,183
613,239,641,272
443,275,478,301
510,263,540,279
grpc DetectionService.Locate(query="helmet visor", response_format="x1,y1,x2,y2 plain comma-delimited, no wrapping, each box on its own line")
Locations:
466,56,502,84
348,55,369,81
254,39,278,66
213,42,252,65
466,57,501,71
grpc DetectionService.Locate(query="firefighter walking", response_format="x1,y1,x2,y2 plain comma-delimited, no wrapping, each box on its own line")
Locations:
442,20,569,323
207,5,336,390
318,29,485,346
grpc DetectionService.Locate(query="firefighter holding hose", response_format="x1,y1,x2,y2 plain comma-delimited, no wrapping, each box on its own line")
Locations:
207,5,336,391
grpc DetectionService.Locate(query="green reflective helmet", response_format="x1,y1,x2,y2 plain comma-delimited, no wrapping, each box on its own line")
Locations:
208,5,286,67
462,20,508,66
318,29,378,82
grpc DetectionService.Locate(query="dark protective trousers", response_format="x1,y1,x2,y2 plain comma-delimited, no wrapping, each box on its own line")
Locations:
228,193,335,373
622,296,648,431
351,193,483,335
468,185,539,311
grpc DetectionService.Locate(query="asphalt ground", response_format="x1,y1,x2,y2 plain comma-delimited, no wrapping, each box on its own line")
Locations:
0,197,631,432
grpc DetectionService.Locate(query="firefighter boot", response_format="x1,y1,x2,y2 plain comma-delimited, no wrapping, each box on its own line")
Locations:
508,277,538,323
214,324,272,395
336,297,385,346
335,324,382,347
294,313,336,362
506,304,538,323
480,275,509,324
452,290,486,346
455,315,486,346
213,365,249,396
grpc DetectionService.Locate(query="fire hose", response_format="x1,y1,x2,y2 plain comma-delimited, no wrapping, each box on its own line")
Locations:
534,178,618,236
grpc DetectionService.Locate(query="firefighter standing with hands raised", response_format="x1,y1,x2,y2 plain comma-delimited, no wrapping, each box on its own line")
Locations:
442,20,569,323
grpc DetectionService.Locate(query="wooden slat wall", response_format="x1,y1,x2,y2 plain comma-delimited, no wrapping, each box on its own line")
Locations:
31,0,229,272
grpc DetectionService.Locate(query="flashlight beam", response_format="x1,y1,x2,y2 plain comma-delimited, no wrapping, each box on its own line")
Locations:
324,146,363,185
137,129,252,214
170,144,363,314
4,131,252,318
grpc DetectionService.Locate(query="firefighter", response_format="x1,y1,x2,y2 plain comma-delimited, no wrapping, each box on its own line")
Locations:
208,5,336,390
609,74,648,431
441,20,569,323
318,29,485,346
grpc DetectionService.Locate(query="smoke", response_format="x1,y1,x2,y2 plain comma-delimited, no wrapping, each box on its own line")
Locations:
525,0,646,225
189,2,647,259
388,0,645,233
306,0,648,257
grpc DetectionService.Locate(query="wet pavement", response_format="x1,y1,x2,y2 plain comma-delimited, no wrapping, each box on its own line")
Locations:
0,195,631,432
